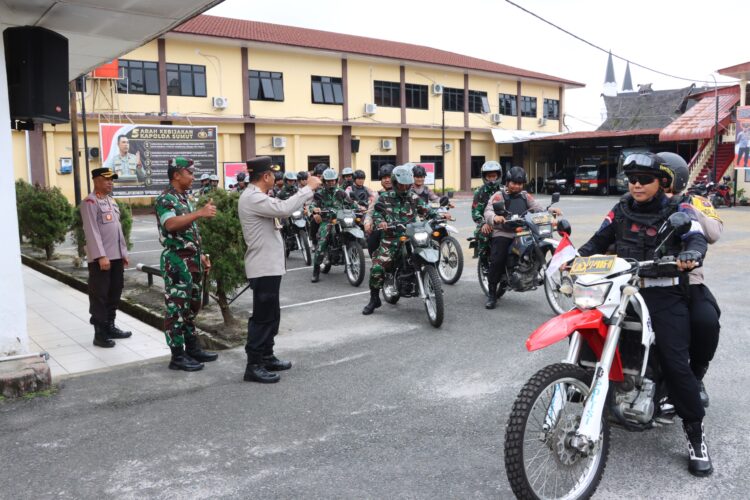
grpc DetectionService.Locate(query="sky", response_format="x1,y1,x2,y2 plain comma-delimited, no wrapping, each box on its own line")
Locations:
207,0,747,131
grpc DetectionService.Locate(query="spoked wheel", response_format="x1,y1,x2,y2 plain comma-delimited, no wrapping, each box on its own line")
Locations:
299,230,312,266
382,273,400,304
345,241,365,287
477,255,490,297
321,255,332,274
505,363,609,500
422,265,444,328
543,253,575,315
437,236,463,285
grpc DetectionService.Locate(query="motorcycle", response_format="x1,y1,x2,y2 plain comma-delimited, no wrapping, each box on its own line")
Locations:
710,182,732,208
687,179,712,197
283,209,312,265
430,196,463,285
316,203,367,287
503,212,693,500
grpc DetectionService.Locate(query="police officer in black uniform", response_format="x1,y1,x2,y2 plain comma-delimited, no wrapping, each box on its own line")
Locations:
578,152,712,477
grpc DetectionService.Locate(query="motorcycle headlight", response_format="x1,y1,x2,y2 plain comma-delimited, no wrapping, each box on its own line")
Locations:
413,232,429,246
292,210,302,218
573,282,612,310
343,217,354,226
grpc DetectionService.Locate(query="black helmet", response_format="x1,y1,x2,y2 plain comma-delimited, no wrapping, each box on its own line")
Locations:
722,175,731,181
379,164,394,179
235,172,247,183
412,165,427,177
623,153,672,188
274,171,283,181
297,171,309,181
313,163,328,177
506,166,527,184
655,152,689,194
353,169,366,180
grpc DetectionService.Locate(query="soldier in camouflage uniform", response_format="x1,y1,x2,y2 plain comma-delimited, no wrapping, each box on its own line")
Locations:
363,165,439,315
155,156,219,372
276,171,299,200
471,161,503,259
198,173,212,195
310,168,360,283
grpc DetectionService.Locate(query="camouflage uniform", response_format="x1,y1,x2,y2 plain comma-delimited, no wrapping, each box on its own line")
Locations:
310,187,359,266
199,184,213,196
276,184,298,200
471,183,501,257
155,186,204,348
369,190,436,289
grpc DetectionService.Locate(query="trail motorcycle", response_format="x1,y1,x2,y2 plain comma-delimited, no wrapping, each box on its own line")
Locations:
429,196,463,285
317,202,367,287
710,182,732,208
503,212,693,500
283,209,312,265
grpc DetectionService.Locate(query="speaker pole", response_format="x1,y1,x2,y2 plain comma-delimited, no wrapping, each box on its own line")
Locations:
77,77,91,194
69,81,82,206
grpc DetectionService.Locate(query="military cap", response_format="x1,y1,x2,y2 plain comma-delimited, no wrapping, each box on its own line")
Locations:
167,156,195,177
91,167,118,179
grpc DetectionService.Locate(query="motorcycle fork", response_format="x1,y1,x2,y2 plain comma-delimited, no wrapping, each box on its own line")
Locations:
342,235,352,267
544,332,583,431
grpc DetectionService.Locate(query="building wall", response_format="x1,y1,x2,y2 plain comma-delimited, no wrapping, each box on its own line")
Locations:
348,60,401,125
11,130,28,182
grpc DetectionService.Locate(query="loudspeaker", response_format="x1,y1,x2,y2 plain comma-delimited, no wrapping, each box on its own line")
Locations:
351,138,360,153
4,26,69,124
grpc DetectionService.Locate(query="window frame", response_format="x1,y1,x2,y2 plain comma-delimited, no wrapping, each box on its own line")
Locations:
311,75,344,105
405,83,429,110
442,87,464,112
468,90,490,114
166,63,207,98
249,70,284,102
307,155,331,172
117,59,159,95
374,80,401,108
370,155,398,181
543,98,560,120
420,155,444,180
470,156,487,179
520,96,537,118
499,93,517,116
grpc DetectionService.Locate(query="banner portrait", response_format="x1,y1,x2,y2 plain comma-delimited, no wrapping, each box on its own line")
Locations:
735,106,750,169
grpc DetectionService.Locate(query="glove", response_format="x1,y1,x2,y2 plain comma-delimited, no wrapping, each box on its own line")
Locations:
677,250,702,264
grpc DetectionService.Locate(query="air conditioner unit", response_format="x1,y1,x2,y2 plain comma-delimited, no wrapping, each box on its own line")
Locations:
443,143,453,153
381,139,394,150
87,147,100,160
272,136,287,149
212,96,228,109
431,83,444,95
538,117,548,126
364,103,377,115
490,113,502,124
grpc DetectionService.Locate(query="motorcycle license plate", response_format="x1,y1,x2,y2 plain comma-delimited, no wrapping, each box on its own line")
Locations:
570,255,616,275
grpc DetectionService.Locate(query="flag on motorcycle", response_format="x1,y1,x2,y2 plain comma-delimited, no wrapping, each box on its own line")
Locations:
546,233,576,278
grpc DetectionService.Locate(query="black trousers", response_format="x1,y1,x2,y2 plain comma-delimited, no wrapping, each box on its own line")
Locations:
88,258,124,326
689,284,721,375
641,286,704,423
367,229,382,258
310,219,320,244
487,236,513,291
245,275,282,362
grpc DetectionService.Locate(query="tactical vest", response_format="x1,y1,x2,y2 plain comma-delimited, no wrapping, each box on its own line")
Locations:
503,191,529,216
350,185,369,204
415,187,430,203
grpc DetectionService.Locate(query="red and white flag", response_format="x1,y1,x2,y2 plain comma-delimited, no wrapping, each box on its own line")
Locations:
546,233,576,278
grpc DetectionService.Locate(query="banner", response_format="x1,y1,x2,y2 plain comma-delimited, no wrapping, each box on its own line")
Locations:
99,123,218,197
735,106,750,169
417,162,435,185
223,162,247,190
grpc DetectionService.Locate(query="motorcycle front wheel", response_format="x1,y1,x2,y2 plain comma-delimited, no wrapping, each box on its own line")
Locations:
345,241,365,287
543,253,575,315
422,265,444,328
299,230,312,266
437,236,463,285
382,273,400,304
505,363,609,500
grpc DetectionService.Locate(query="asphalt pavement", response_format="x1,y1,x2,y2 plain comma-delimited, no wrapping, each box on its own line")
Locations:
3,194,750,499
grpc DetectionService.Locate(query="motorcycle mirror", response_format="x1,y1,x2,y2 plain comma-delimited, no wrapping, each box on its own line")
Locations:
668,211,692,236
551,192,561,204
492,200,506,215
556,218,572,236
439,195,450,207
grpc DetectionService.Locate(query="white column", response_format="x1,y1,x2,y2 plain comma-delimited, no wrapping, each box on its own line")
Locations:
0,32,29,356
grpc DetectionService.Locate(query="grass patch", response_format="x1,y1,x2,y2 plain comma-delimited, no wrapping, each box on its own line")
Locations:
21,387,58,400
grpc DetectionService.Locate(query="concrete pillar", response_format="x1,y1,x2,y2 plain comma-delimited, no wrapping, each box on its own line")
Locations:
0,34,29,356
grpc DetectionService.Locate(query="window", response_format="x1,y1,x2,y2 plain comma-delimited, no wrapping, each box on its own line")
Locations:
470,156,486,179
499,93,517,116
307,155,331,172
405,83,428,109
468,90,490,114
117,60,159,95
374,81,400,108
270,155,285,171
370,155,397,181
166,63,206,97
544,98,560,119
443,87,464,112
311,76,344,105
249,71,284,101
520,96,537,117
420,155,444,180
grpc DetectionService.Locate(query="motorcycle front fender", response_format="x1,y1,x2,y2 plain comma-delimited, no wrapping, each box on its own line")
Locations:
293,219,307,229
344,226,365,240
414,247,440,263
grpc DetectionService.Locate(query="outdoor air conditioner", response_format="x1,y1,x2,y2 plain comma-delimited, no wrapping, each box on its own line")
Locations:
381,139,394,150
431,83,444,95
87,147,100,160
364,103,378,115
490,113,502,124
443,143,453,153
212,96,228,109
538,117,548,126
272,136,287,149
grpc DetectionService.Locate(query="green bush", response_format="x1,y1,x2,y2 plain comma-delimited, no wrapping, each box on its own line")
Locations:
196,189,246,325
71,199,134,259
16,182,73,260
15,180,35,242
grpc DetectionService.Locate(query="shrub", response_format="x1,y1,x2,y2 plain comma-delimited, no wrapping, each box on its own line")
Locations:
16,183,73,260
15,180,35,242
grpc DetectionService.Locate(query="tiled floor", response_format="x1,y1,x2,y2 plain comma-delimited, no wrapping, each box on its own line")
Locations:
23,266,170,379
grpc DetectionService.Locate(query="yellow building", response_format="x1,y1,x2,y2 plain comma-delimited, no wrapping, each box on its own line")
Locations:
12,15,583,202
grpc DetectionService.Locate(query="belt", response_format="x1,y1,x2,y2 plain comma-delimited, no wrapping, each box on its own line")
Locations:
639,277,679,288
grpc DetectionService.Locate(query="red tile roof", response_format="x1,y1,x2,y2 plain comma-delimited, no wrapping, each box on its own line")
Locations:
659,94,740,142
532,129,662,141
174,15,583,88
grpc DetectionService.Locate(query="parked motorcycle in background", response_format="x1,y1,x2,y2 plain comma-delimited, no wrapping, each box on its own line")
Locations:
283,209,312,265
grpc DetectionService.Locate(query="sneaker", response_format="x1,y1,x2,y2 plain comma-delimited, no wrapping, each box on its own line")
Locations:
683,421,713,477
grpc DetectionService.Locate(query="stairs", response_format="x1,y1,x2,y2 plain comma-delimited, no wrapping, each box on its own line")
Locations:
691,143,734,183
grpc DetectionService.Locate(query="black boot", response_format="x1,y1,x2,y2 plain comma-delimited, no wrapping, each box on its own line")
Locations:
485,282,497,309
263,354,292,371
168,345,204,371
185,335,219,363
311,264,320,283
93,323,116,348
362,287,382,315
693,365,709,408
107,320,132,339
244,357,280,383
683,421,713,477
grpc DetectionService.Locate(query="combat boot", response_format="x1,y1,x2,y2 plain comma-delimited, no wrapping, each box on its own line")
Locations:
244,357,280,383
185,335,218,362
362,287,382,315
168,345,204,371
263,354,292,371
93,323,116,348
311,264,321,283
683,421,713,477
485,281,497,309
107,320,132,339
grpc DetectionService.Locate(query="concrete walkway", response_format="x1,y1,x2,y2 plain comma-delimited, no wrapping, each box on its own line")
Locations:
22,265,169,379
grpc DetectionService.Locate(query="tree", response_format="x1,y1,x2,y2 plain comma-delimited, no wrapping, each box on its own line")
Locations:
16,183,73,260
196,189,246,325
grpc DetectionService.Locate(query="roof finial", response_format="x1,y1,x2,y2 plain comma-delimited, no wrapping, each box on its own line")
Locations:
622,61,633,92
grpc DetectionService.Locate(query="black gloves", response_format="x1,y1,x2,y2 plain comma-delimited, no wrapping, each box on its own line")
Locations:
677,250,702,264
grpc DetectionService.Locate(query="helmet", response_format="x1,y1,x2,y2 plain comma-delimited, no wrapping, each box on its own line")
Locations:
723,175,731,181
655,152,689,193
274,171,283,181
322,168,338,181
481,161,502,184
236,172,247,183
313,163,329,177
379,164,394,179
506,166,527,184
623,152,672,188
341,167,354,176
209,174,218,181
297,171,309,181
284,171,297,181
392,165,415,186
200,173,210,181
353,169,366,180
412,165,427,177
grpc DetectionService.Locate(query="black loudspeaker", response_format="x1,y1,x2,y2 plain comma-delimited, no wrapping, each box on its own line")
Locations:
351,138,360,153
4,26,69,124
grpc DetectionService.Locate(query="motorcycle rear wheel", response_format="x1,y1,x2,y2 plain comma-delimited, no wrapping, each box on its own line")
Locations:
382,274,400,304
477,256,490,297
505,363,609,500
422,265,444,328
345,241,365,287
437,236,463,285
299,230,312,266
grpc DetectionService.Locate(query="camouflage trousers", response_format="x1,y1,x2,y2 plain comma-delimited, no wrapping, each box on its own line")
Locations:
161,249,202,347
474,225,491,259
368,237,400,289
313,221,331,266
